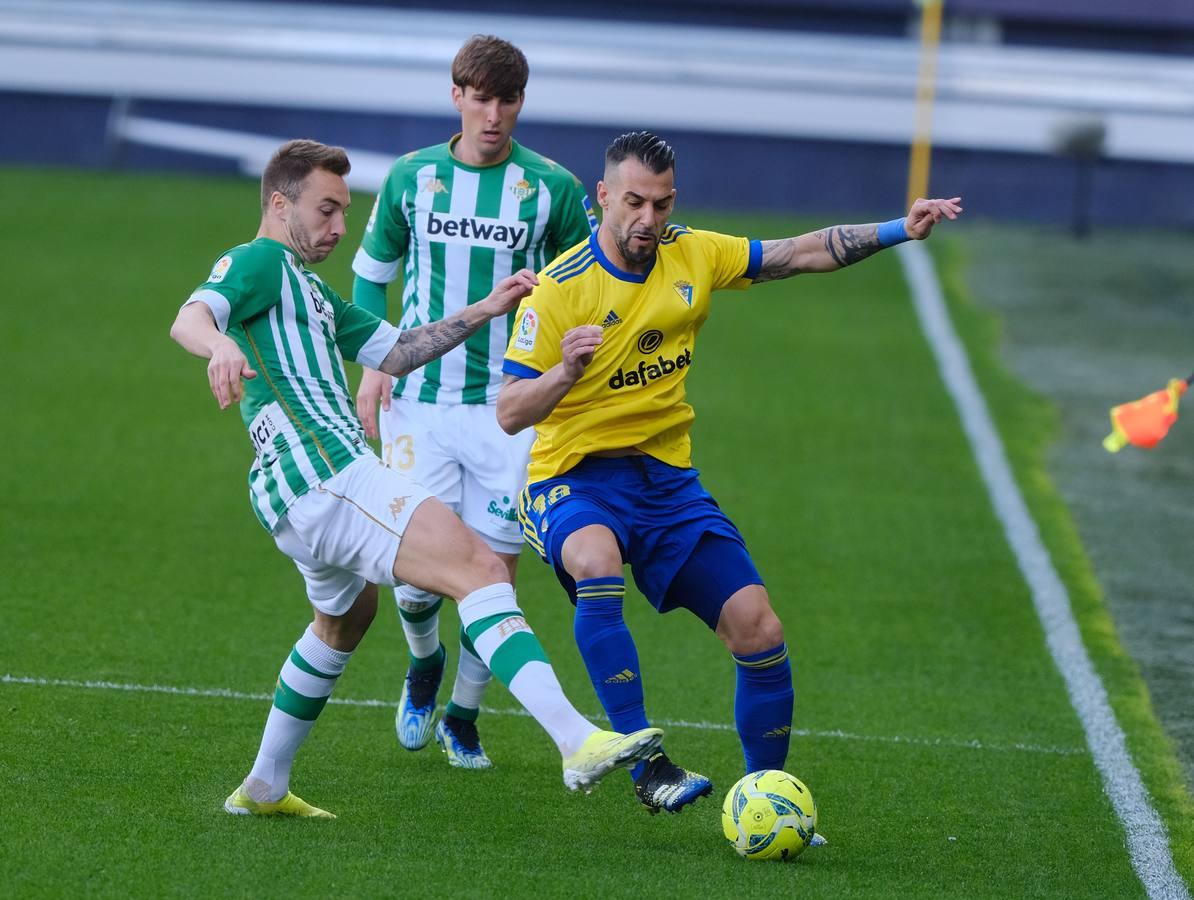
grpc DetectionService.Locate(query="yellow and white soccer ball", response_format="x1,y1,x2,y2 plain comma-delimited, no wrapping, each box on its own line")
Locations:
721,769,817,861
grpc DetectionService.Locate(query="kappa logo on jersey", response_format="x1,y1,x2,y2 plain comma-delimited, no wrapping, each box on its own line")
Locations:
608,349,692,390
389,496,409,520
673,280,694,306
510,178,537,201
208,255,232,283
513,307,538,351
421,178,448,194
421,211,528,250
601,310,623,330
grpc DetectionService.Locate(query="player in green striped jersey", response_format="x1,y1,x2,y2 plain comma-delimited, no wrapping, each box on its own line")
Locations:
170,139,662,817
352,36,596,768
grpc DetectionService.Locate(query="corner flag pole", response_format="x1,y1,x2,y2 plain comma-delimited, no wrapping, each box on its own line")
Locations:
907,0,945,209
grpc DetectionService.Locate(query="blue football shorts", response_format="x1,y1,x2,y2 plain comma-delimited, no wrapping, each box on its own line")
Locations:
518,455,763,629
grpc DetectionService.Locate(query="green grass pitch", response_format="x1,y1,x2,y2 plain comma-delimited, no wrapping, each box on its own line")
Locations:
1,167,1189,898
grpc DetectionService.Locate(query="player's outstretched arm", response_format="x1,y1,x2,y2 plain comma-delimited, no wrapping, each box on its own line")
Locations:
754,196,963,283
497,325,603,434
378,269,538,379
169,302,257,409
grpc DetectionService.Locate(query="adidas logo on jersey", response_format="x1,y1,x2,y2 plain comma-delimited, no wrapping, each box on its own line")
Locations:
601,310,623,329
421,211,528,250
608,349,692,390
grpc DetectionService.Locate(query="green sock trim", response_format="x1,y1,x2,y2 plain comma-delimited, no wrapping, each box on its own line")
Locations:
488,632,549,685
465,613,551,685
410,643,445,673
289,648,335,679
445,701,479,722
273,677,329,722
464,613,513,642
459,623,479,659
398,597,443,624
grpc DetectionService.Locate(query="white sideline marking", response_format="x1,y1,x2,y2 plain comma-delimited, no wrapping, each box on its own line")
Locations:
0,672,1083,757
897,242,1189,900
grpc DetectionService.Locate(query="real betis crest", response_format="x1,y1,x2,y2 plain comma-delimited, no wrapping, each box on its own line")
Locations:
510,178,537,201
673,280,694,306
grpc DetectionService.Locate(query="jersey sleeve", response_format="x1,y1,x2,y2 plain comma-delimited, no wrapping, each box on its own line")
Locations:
546,173,597,259
182,242,282,332
502,279,570,379
695,229,763,292
352,159,411,285
327,283,401,369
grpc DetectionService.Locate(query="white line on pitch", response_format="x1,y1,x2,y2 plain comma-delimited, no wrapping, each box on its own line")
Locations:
1,672,1083,757
897,241,1189,900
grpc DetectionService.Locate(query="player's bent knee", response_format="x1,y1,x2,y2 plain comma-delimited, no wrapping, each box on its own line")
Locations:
718,587,785,655
314,582,378,651
561,525,622,580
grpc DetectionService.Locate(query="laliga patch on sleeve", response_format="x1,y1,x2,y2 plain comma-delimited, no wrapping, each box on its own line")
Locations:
513,307,538,352
208,255,232,283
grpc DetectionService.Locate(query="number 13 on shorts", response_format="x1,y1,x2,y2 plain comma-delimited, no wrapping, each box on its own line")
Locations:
383,434,415,470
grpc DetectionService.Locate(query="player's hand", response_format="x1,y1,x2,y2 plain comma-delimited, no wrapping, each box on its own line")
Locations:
207,336,256,409
561,325,603,381
905,197,963,239
356,366,392,440
479,269,539,317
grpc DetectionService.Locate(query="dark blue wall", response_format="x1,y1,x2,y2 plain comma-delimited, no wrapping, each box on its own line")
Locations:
5,90,1193,230
259,0,1194,54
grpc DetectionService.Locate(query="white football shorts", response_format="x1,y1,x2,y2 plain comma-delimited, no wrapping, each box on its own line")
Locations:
378,397,534,555
273,455,434,616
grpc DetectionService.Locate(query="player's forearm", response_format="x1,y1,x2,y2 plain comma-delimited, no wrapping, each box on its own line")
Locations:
756,224,887,282
377,302,493,378
169,303,227,359
352,274,388,319
496,368,576,434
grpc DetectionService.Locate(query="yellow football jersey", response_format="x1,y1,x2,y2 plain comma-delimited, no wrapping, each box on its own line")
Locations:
503,224,761,484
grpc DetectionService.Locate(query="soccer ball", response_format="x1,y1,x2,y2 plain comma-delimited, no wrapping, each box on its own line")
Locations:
721,769,817,861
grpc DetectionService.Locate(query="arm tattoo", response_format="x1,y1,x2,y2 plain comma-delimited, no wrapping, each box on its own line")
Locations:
820,224,882,268
755,238,803,283
379,314,479,378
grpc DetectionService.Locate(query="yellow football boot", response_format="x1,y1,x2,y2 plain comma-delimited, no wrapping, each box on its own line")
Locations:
562,727,664,793
224,784,336,819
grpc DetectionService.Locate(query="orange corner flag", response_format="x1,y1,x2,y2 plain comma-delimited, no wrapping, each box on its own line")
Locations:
1103,377,1189,453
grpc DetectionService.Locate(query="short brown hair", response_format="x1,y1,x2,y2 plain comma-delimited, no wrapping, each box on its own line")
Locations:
451,35,528,98
260,139,350,210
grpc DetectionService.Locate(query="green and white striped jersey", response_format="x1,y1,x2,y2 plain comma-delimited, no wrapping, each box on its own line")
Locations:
352,137,596,405
186,238,400,532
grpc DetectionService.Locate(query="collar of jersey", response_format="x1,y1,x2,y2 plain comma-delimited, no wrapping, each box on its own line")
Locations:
255,236,305,266
590,229,653,283
447,134,520,171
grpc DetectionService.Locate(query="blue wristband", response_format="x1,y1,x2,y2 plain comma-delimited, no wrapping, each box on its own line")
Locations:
877,217,910,247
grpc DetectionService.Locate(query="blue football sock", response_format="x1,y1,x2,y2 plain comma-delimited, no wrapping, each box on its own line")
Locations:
733,643,794,773
573,577,652,779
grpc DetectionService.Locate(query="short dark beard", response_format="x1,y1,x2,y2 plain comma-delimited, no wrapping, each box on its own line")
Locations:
615,229,658,268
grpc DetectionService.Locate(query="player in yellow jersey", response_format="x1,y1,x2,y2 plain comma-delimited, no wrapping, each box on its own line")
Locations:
498,131,962,814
